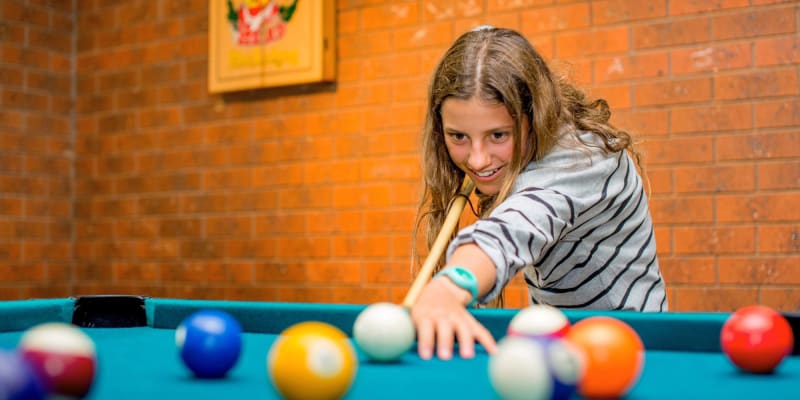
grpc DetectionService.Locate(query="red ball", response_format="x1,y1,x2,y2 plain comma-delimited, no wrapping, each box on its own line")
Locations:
565,316,644,399
18,323,97,398
721,305,794,374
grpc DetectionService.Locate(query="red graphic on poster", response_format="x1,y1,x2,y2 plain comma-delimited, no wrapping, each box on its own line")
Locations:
226,0,298,46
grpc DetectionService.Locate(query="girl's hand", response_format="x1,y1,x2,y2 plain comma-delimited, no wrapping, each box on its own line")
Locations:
410,276,497,360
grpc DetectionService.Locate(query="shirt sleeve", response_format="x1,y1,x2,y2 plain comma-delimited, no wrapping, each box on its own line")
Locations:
445,187,577,304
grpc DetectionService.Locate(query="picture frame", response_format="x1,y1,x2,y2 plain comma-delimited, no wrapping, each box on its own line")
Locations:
208,0,336,93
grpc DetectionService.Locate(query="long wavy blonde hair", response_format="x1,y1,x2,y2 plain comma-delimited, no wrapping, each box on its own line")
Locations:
412,27,641,308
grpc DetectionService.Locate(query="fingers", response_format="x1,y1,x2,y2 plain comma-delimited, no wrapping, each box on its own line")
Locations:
435,319,455,360
416,312,493,360
416,318,435,360
472,321,498,355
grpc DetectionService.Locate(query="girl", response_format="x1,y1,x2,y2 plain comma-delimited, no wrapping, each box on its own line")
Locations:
410,26,667,361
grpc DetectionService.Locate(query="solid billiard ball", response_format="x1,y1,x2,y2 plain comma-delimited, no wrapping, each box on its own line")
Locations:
488,336,552,400
507,305,570,339
564,316,644,399
721,305,794,374
18,322,97,398
268,321,357,400
175,309,243,378
353,302,415,362
0,349,47,400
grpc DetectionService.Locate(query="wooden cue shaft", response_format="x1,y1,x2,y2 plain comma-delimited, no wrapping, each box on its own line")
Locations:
402,176,475,309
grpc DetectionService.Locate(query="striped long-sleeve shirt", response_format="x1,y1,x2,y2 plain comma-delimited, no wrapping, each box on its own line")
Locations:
446,131,668,311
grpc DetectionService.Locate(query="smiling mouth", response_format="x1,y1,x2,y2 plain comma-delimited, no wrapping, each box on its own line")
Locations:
472,167,502,178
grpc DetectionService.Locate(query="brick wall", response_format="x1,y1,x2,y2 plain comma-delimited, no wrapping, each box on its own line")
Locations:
0,0,74,299
3,0,799,311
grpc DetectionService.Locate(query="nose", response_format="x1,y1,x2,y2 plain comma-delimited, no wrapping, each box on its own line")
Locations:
467,141,491,171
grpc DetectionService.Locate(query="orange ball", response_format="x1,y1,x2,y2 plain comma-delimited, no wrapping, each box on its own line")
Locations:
565,316,644,399
267,322,357,400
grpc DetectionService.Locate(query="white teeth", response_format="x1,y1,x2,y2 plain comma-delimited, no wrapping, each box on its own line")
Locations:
475,168,499,177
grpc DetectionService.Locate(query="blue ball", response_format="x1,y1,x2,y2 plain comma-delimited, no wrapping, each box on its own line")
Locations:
541,338,582,400
176,309,243,378
0,349,47,400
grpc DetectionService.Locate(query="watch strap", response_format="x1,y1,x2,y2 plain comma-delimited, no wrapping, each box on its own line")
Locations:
435,266,479,307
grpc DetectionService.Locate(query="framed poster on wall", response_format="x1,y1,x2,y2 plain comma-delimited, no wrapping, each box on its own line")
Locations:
208,0,335,93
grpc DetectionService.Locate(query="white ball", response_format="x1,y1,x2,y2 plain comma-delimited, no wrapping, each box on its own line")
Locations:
352,302,415,362
488,337,552,400
508,305,569,337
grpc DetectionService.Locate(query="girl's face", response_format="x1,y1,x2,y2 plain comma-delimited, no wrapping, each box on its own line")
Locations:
441,97,527,195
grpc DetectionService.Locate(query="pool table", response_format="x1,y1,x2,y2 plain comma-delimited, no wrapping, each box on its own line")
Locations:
0,296,798,399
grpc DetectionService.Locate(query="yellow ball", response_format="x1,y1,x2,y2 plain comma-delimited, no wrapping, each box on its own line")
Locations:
267,321,357,400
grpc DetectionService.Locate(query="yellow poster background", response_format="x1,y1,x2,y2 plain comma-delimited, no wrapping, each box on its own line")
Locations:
208,0,335,93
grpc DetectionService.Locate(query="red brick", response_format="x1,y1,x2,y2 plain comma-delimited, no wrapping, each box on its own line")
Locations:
673,226,755,254
645,167,672,194
719,256,800,285
487,0,552,12
632,17,711,49
658,256,716,284
715,68,798,101
556,26,628,58
593,0,666,24
330,286,391,305
755,100,800,129
634,78,712,107
361,2,419,30
364,261,413,284
519,3,589,34
394,22,454,51
712,6,796,41
718,131,800,161
758,161,800,190
649,196,715,225
332,235,391,258
760,289,800,312
758,225,800,253
718,193,800,223
595,52,668,84
674,164,755,193
755,36,800,67
671,287,758,312
306,261,362,284
669,0,749,15
587,84,631,109
427,2,484,21
671,42,752,75
671,104,752,134
640,136,714,165
611,109,669,137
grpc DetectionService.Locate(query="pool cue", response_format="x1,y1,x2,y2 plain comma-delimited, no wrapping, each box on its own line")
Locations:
402,176,475,309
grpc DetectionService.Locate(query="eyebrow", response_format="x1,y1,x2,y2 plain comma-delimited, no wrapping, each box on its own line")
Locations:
443,125,514,134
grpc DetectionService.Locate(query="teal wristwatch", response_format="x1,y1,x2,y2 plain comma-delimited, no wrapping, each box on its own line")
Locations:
435,266,479,307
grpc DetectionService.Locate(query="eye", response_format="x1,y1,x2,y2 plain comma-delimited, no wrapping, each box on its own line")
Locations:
490,131,510,142
446,132,468,143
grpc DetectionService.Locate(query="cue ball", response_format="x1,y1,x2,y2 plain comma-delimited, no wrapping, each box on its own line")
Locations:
721,305,794,373
18,322,97,398
507,305,570,339
268,321,357,400
565,316,644,399
353,302,415,362
0,349,47,400
175,309,243,378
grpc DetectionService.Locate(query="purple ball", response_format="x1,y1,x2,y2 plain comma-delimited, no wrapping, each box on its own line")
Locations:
0,349,48,400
